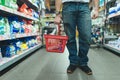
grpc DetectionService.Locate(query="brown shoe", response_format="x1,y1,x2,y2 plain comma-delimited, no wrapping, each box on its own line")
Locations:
78,66,92,75
67,64,77,74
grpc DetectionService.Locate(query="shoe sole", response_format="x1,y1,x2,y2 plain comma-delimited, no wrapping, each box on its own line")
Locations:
87,72,92,75
78,67,93,75
67,70,75,74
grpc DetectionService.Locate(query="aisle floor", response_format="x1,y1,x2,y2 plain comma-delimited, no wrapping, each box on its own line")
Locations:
0,47,120,80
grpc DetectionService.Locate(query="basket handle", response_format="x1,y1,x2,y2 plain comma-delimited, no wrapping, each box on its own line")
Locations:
57,24,61,35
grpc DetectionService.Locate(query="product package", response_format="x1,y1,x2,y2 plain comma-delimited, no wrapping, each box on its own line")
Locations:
0,16,6,35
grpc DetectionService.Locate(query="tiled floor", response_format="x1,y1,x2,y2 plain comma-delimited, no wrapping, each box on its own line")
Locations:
0,47,120,80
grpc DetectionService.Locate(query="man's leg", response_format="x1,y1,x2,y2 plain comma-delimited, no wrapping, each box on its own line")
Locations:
77,3,92,75
62,2,78,73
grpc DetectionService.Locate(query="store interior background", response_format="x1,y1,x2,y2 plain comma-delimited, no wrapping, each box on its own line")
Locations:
0,0,120,80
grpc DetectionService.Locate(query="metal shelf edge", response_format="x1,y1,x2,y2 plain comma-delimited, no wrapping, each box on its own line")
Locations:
104,44,120,54
108,12,120,19
0,33,40,41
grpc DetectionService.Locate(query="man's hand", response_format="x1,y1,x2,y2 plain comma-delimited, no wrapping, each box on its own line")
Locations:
92,9,99,19
54,15,61,24
92,0,99,19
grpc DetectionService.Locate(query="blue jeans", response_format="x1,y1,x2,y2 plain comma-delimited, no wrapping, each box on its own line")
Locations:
62,2,92,66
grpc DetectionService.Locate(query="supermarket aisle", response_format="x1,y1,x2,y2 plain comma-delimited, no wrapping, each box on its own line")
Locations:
0,47,120,80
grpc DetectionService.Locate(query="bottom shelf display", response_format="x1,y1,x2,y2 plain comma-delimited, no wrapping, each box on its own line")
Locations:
104,44,120,54
0,36,42,71
0,44,42,71
104,36,120,54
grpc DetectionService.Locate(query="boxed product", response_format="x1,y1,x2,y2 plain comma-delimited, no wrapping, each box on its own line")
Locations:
1,44,16,58
8,16,21,34
20,41,28,51
18,3,29,15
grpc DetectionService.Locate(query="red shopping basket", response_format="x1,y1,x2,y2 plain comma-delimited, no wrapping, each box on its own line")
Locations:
44,34,68,53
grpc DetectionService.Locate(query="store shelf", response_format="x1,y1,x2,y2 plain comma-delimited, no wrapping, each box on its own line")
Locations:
0,33,39,41
0,44,42,71
0,5,39,21
104,35,117,39
15,33,40,38
108,12,120,19
104,44,120,54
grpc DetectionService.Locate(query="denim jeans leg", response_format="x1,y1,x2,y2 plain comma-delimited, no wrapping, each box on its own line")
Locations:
77,4,92,66
62,3,79,65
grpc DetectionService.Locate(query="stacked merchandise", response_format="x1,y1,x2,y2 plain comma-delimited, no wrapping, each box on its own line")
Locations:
0,16,40,40
0,0,40,39
18,3,39,19
0,0,42,71
0,37,40,58
0,0,39,19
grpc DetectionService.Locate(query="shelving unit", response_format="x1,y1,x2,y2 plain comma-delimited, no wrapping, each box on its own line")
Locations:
0,0,42,71
104,0,120,54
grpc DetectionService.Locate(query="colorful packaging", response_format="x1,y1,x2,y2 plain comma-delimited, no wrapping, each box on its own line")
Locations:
1,43,17,58
0,0,2,4
6,44,16,57
27,8,33,16
8,16,21,34
10,0,18,9
36,36,42,43
0,16,5,35
3,0,10,7
20,42,28,51
33,11,39,19
4,18,10,35
1,0,18,9
18,3,28,15
15,41,21,54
